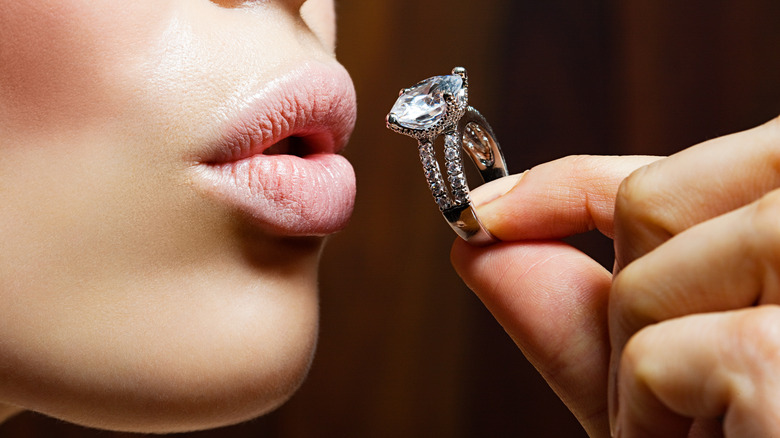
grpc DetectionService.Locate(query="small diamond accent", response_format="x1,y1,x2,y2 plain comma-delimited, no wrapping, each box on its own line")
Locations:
442,132,470,206
418,140,452,210
444,147,459,161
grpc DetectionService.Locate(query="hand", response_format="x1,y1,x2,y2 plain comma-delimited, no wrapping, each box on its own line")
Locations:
452,154,657,437
452,116,780,437
610,116,780,437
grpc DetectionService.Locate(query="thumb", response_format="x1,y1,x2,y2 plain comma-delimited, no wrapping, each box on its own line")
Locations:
472,155,662,241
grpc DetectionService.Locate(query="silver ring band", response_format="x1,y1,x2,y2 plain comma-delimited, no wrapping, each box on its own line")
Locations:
386,67,508,245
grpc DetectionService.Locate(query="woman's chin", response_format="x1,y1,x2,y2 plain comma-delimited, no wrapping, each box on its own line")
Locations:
25,325,317,434
2,259,321,434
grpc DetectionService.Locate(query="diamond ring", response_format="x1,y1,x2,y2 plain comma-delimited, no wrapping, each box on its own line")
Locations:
386,67,508,245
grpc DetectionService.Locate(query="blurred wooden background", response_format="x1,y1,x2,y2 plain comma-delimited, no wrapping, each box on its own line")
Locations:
3,0,778,436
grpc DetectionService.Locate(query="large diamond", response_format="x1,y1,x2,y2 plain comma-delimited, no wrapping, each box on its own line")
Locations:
389,75,466,130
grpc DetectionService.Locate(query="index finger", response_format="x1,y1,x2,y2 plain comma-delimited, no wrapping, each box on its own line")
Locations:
473,155,662,241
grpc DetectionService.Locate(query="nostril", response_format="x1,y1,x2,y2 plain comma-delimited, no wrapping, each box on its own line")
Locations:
300,0,336,52
208,0,269,9
209,0,309,9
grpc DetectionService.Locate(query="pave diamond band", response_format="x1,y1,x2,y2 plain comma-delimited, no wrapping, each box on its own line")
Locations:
386,67,508,245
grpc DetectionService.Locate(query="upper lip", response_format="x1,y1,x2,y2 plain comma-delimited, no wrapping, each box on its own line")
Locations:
196,61,357,164
188,60,358,236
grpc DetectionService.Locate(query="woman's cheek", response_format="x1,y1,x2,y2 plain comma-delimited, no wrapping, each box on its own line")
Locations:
0,1,163,133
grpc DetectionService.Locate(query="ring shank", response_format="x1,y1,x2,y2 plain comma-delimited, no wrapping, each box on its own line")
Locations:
443,106,508,245
442,203,497,246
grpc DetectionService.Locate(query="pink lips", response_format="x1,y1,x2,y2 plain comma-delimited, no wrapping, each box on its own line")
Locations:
193,62,357,236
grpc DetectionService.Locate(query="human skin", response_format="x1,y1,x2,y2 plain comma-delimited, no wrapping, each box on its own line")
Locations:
0,0,355,433
453,117,780,437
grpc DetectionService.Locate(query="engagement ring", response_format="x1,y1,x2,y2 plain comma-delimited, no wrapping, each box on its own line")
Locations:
386,67,508,245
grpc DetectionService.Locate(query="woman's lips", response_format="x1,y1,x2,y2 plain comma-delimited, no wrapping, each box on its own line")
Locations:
192,62,357,236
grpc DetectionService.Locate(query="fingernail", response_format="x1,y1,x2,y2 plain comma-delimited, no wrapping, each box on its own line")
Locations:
470,173,524,208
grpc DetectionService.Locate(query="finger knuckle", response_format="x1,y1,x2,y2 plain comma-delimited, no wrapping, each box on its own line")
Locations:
723,307,780,436
615,165,675,239
760,115,780,171
614,166,650,220
621,324,662,382
750,190,780,258
769,114,780,161
767,114,780,135
610,266,658,335
733,306,780,367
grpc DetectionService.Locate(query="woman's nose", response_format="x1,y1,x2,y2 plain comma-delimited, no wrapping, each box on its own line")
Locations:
207,0,335,53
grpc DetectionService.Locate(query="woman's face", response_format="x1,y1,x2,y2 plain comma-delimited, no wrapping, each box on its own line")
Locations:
0,0,355,432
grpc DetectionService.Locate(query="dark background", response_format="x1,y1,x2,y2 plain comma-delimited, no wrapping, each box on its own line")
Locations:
4,0,779,436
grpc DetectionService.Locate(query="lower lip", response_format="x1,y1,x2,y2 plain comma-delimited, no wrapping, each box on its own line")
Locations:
195,153,356,236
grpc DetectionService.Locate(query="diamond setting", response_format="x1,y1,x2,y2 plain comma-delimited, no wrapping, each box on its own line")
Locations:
389,75,466,131
386,68,469,139
444,132,470,206
385,67,507,243
418,139,451,210
387,67,472,212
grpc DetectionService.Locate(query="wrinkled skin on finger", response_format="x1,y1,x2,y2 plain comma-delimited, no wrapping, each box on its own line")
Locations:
609,116,780,436
452,115,780,438
452,155,659,437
